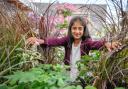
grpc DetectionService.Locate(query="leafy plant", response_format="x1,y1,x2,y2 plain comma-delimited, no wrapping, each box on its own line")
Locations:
2,64,84,89
77,51,101,85
63,9,72,17
114,87,125,89
85,85,97,89
0,2,35,83
56,20,68,29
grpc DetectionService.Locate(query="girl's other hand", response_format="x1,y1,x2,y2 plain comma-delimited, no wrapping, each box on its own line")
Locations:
105,41,122,52
27,37,44,45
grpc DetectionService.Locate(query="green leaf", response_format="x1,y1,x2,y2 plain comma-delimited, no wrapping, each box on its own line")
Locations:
16,83,26,89
81,55,92,62
57,78,65,87
114,87,125,89
76,85,82,89
85,85,97,89
6,68,43,84
62,86,75,89
50,86,58,89
0,84,8,89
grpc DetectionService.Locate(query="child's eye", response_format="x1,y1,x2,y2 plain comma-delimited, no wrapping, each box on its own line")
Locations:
78,27,83,30
79,27,82,30
72,27,77,30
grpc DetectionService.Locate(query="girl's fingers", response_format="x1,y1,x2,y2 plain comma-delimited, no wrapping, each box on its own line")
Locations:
112,44,117,50
115,42,122,48
111,42,122,50
107,47,112,52
27,37,37,45
118,42,122,47
106,41,122,52
26,37,44,45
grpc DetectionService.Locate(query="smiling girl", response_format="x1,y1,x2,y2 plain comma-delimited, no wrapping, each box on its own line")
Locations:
27,16,121,81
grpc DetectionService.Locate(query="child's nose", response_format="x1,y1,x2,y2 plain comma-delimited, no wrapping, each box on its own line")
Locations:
76,29,80,33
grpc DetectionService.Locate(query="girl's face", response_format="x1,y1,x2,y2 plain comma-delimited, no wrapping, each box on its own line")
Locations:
71,20,84,40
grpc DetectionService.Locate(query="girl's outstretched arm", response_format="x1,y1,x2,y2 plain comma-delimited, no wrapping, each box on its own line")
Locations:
27,36,69,47
86,38,121,52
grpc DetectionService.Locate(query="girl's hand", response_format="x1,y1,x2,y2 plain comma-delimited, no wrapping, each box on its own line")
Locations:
105,41,122,52
27,37,44,45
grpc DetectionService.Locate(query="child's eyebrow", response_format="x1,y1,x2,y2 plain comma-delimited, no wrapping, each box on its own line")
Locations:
72,26,83,27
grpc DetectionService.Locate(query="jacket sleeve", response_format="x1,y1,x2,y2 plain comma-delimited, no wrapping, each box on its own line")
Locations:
40,36,69,47
86,38,106,50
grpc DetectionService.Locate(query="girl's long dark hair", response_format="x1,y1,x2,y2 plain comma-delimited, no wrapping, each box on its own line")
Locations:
68,16,91,45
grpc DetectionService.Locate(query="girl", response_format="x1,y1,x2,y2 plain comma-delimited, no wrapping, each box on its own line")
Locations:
27,16,121,81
